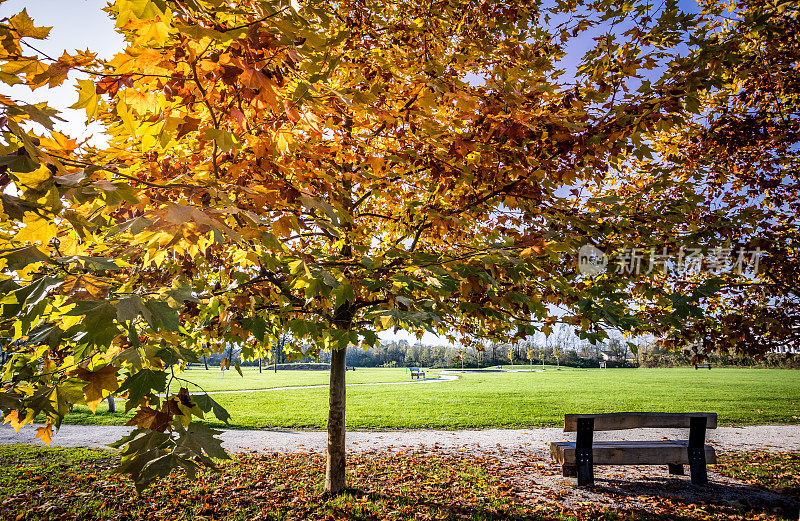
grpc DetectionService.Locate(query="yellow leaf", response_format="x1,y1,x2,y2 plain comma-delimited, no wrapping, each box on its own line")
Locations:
9,9,52,39
118,89,158,115
70,79,100,120
70,365,120,413
61,274,112,299
131,48,169,75
16,214,58,245
272,215,294,237
378,315,395,328
34,423,53,446
275,130,292,155
240,69,279,108
125,406,170,432
136,19,170,46
2,410,25,433
14,165,52,190
31,60,69,89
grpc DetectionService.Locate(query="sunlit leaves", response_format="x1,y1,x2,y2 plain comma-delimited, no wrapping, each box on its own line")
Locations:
70,79,100,119
8,9,51,40
33,423,53,446
69,365,121,413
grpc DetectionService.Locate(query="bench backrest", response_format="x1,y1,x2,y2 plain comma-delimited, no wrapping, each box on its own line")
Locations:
563,412,717,432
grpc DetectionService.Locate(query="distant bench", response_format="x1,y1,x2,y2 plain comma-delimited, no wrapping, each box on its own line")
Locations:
410,367,426,379
550,412,717,486
694,363,712,370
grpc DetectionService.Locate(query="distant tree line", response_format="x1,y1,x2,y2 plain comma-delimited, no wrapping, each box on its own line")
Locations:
187,322,800,371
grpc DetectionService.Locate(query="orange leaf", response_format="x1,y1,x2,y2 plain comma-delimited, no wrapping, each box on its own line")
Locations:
61,274,112,299
34,424,53,446
230,107,245,130
240,69,278,108
272,215,294,238
2,410,25,433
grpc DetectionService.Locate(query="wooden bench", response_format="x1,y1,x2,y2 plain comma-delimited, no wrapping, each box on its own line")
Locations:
694,363,712,370
410,367,425,379
550,412,717,486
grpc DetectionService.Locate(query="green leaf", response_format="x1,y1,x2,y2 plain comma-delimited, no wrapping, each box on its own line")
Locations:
57,256,121,271
116,294,152,324
65,300,120,347
117,369,167,405
139,452,199,487
143,299,180,332
201,128,239,152
242,316,267,342
178,422,229,460
0,276,61,319
192,394,230,424
106,216,154,237
154,347,180,366
0,246,52,271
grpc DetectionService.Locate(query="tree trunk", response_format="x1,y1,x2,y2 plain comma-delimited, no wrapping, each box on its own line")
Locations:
203,355,209,370
259,358,262,373
106,394,115,413
325,346,347,494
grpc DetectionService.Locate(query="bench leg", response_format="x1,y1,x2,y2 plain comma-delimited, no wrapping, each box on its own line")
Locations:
668,463,684,475
689,416,708,485
576,458,593,486
689,455,708,485
689,458,708,484
562,465,577,477
575,417,594,486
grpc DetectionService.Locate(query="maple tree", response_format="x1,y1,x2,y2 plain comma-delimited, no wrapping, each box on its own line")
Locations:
1,0,796,494
583,0,800,359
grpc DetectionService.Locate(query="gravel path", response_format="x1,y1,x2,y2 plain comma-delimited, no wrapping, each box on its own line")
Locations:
2,424,798,454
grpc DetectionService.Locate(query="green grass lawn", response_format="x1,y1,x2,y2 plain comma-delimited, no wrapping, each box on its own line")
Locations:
62,367,800,430
166,366,424,393
487,364,581,371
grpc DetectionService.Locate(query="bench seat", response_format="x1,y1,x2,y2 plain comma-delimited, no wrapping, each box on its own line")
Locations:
551,440,716,466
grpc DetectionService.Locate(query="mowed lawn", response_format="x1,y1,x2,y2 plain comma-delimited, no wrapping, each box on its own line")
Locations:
165,366,417,393
65,368,800,429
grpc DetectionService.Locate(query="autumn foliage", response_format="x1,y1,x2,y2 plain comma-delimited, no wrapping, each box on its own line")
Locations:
0,0,797,492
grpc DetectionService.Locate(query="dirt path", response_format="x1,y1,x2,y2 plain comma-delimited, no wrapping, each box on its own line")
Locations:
2,424,798,454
